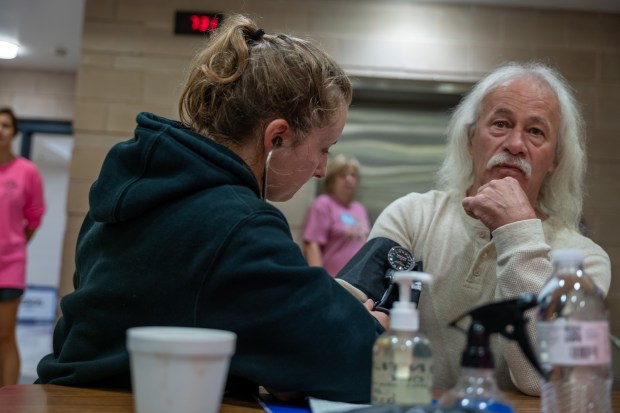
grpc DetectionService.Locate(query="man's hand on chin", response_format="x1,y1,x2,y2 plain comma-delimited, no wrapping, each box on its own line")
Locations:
462,177,537,231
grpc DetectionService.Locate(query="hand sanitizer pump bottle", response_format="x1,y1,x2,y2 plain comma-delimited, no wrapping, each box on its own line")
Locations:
371,271,433,405
438,294,546,413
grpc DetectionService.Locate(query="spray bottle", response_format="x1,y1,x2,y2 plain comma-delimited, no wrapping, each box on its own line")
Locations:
371,271,434,405
437,293,545,412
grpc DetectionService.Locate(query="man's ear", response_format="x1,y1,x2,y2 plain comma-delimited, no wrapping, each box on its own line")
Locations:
466,128,475,155
547,143,560,173
548,157,558,173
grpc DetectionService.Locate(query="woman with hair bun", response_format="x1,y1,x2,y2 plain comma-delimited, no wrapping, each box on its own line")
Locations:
37,14,387,403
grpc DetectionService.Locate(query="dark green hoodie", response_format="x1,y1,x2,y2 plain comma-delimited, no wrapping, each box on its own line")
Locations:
36,113,383,403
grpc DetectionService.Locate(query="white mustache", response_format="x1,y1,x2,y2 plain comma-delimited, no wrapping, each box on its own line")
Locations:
486,153,531,178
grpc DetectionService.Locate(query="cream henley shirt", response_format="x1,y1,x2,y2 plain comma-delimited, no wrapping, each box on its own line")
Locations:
368,190,611,396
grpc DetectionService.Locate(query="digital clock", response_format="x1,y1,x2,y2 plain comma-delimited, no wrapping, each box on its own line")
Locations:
174,11,223,35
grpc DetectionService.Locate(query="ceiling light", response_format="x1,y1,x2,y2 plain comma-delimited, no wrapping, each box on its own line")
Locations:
0,41,19,59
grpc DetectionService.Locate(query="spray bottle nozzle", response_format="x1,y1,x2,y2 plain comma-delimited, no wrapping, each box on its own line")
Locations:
449,293,546,379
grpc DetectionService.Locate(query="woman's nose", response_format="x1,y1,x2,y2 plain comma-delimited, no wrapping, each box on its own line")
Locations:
314,160,328,178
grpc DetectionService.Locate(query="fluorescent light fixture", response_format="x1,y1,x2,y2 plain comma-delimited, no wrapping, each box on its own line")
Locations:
0,41,19,59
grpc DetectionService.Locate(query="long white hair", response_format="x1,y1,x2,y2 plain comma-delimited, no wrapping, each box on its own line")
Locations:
436,62,585,231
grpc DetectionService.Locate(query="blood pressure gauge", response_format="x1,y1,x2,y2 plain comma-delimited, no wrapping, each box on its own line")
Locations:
387,245,415,271
375,244,418,312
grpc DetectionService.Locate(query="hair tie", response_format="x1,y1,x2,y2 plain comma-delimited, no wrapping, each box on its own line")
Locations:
250,28,265,41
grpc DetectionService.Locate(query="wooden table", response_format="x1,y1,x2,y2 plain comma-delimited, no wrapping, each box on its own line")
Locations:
0,384,619,413
0,385,260,413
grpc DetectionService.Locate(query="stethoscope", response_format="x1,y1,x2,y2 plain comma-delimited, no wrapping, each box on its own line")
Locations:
261,136,282,201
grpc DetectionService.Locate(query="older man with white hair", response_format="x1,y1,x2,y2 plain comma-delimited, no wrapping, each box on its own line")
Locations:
338,61,611,396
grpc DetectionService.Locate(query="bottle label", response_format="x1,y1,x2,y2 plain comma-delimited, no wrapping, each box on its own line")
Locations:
371,356,433,405
537,320,611,365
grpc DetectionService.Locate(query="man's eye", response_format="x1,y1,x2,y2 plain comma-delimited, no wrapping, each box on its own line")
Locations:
529,128,544,137
493,120,508,128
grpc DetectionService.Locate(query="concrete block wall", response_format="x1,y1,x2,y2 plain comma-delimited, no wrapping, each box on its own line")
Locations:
0,69,75,119
47,0,620,385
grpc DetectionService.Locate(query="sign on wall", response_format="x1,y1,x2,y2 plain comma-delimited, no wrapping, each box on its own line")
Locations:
17,285,57,323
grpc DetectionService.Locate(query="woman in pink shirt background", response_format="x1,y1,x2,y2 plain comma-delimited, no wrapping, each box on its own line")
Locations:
0,107,46,385
303,154,370,276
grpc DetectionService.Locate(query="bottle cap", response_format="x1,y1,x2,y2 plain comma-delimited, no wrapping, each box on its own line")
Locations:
551,249,584,264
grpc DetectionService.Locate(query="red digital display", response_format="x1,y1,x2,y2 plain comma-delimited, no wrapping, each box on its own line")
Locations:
175,11,223,35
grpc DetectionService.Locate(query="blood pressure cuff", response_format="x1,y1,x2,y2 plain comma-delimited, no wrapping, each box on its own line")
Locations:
335,237,407,302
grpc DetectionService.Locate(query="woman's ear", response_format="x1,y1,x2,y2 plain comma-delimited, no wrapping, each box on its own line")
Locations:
263,118,291,151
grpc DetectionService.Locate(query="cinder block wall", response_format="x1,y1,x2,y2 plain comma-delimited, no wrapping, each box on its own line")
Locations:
63,0,619,383
0,70,75,119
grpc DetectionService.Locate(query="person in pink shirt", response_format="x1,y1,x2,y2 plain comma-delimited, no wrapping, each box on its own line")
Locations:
303,154,370,276
0,107,46,385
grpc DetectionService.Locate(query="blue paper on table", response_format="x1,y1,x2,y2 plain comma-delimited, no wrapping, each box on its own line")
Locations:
256,395,312,413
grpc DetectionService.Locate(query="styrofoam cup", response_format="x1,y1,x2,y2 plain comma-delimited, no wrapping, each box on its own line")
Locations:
127,326,236,413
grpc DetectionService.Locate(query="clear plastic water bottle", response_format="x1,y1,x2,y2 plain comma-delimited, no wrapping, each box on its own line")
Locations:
537,249,612,413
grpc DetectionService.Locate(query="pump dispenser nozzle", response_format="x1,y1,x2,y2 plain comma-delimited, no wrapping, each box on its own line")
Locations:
391,271,432,332
449,293,545,378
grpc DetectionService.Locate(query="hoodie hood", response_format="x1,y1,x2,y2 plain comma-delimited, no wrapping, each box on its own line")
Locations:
89,112,260,223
